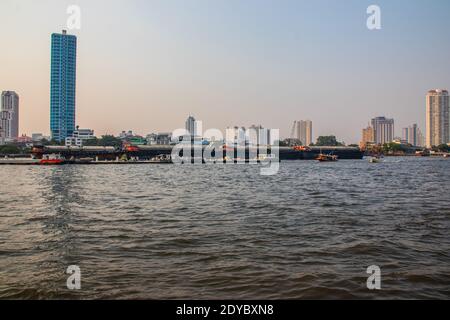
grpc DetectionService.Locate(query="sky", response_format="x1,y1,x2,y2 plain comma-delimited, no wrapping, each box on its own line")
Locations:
1,0,449,144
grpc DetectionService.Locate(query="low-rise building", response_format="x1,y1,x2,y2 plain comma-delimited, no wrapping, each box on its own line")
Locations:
128,136,147,146
32,133,44,142
119,130,134,139
73,128,95,140
65,137,83,147
146,133,172,145
65,128,95,147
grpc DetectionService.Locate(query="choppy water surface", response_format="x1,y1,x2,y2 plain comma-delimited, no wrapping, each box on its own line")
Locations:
0,157,449,299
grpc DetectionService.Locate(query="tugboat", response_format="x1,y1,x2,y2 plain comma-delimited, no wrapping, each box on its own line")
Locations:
316,153,338,162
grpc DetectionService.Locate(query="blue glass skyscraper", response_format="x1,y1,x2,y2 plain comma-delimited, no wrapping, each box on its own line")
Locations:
50,30,77,142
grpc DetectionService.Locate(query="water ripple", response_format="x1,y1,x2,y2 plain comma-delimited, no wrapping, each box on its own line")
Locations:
0,157,449,299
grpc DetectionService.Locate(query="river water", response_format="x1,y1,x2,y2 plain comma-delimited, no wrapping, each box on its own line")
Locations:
0,157,449,299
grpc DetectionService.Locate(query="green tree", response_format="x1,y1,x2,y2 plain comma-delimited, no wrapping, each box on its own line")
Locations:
49,139,64,146
382,142,403,153
315,136,344,147
281,138,302,147
0,145,21,154
437,144,449,152
83,137,100,146
277,140,288,147
40,138,51,146
98,135,123,147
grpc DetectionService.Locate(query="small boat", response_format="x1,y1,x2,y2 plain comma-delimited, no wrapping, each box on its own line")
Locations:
149,154,172,164
316,153,338,162
39,154,65,165
369,154,382,163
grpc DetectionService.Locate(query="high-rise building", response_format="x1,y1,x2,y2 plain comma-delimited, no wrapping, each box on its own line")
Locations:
185,115,198,137
360,125,375,149
417,129,425,148
0,111,10,145
1,91,19,140
291,120,313,146
248,125,271,146
32,133,44,142
402,128,409,144
371,116,394,145
402,124,423,147
225,125,272,146
426,89,449,148
226,126,247,146
50,30,77,142
146,133,172,145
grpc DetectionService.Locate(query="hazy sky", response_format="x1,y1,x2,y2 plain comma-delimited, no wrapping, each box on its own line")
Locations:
1,0,449,143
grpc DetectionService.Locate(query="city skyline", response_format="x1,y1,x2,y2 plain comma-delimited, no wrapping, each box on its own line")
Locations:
1,0,450,143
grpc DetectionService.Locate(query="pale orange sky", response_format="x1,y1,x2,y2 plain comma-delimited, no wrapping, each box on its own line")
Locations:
1,0,449,144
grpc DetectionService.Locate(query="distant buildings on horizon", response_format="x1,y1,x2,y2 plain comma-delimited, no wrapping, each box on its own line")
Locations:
360,117,395,148
361,117,425,149
225,125,273,146
360,89,450,149
402,124,425,148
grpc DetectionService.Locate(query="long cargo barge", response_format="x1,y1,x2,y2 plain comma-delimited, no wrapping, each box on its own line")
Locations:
24,145,363,162
0,145,364,165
